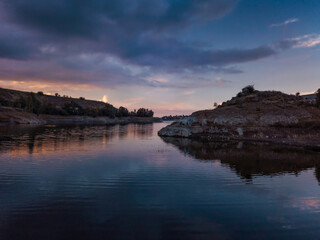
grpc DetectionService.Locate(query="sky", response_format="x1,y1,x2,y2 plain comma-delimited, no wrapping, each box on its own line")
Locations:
0,0,319,116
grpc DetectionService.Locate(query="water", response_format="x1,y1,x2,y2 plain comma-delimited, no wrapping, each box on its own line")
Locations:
0,122,320,240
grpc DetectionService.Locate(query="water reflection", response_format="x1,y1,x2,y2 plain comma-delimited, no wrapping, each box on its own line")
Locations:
0,124,154,155
1,124,320,240
161,137,320,183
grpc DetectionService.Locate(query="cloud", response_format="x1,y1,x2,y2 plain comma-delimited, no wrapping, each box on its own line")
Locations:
277,34,320,50
182,91,195,95
144,74,232,89
0,0,263,90
113,97,144,108
0,0,310,91
292,34,320,48
270,18,299,28
0,80,103,94
215,77,231,87
3,0,239,38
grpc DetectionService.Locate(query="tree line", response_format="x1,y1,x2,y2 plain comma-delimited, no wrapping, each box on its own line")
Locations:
0,92,154,118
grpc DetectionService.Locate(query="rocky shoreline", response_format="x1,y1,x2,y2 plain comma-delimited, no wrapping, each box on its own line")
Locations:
0,107,162,126
158,88,320,149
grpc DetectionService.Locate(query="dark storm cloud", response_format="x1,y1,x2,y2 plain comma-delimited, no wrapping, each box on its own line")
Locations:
0,37,31,60
0,0,288,88
112,34,276,69
3,0,238,37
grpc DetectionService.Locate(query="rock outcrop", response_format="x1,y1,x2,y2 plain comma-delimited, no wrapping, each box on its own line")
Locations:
158,89,320,148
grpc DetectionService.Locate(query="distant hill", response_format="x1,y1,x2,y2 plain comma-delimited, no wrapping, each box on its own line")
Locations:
0,87,159,125
0,87,154,118
0,87,115,111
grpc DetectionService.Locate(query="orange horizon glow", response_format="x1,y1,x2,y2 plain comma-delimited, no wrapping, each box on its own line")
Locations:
0,80,199,116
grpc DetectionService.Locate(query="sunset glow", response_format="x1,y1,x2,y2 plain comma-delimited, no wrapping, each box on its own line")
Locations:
0,1,319,115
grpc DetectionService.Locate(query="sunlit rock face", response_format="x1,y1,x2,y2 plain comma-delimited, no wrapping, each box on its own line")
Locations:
158,90,320,148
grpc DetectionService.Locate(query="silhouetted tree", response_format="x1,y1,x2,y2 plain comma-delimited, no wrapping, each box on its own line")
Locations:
137,108,154,117
26,93,41,114
316,89,320,107
237,85,255,97
98,104,118,118
117,106,129,117
243,85,255,94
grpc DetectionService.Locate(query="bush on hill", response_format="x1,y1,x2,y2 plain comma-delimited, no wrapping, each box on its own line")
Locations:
316,89,320,108
63,101,85,115
117,106,129,117
136,108,154,117
237,85,255,97
26,93,42,114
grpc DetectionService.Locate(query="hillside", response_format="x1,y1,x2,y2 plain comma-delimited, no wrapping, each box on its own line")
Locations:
0,87,159,125
0,87,115,111
158,87,320,148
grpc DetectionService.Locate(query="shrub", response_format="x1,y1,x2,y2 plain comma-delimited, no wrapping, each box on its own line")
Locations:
39,103,67,115
242,85,255,94
97,104,118,118
26,93,41,114
63,101,84,115
117,106,129,117
237,85,255,97
137,108,154,117
37,91,44,96
13,96,27,109
84,107,98,117
316,89,320,107
0,96,10,107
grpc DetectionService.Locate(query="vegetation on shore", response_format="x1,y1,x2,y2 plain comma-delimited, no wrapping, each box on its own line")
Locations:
0,88,154,118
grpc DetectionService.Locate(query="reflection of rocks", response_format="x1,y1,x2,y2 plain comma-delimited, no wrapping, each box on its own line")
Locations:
162,137,320,182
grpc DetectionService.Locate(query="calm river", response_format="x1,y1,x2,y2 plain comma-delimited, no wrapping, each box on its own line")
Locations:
0,122,320,240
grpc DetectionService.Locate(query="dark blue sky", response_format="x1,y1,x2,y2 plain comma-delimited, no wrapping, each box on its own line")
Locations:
0,0,319,115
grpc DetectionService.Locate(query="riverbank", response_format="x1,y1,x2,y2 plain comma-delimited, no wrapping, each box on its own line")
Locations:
0,106,162,125
158,88,320,149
